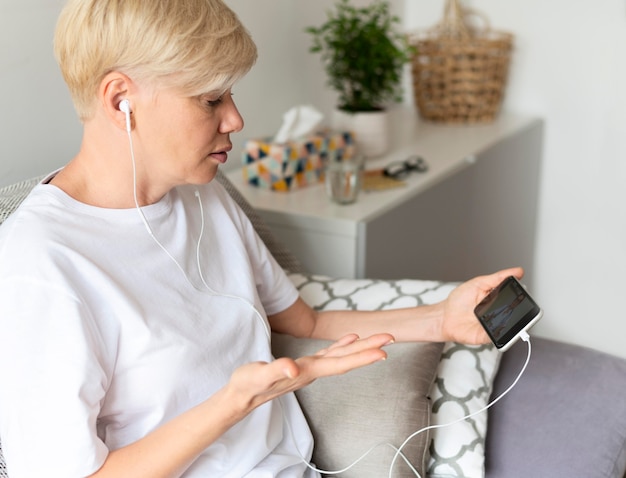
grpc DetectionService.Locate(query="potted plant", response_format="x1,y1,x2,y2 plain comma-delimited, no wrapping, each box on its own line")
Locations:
306,0,414,156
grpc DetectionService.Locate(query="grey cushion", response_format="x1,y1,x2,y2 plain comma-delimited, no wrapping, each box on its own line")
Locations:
273,334,443,478
485,336,626,478
274,273,455,478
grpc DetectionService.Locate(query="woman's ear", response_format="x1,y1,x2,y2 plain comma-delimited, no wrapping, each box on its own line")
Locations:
99,72,134,132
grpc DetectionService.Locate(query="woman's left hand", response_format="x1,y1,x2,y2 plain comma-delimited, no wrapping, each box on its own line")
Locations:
440,267,524,344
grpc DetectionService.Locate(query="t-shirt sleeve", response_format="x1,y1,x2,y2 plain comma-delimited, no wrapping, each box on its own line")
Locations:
210,183,299,316
0,280,110,477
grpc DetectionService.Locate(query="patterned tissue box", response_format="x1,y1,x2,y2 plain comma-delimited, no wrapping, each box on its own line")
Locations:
241,130,355,191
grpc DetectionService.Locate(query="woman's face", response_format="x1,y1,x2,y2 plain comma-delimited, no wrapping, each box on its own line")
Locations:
131,85,244,194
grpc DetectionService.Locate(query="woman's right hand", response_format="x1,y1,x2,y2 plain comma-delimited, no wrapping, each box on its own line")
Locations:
225,333,394,418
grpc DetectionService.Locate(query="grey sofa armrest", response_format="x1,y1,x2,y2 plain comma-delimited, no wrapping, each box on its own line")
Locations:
486,336,626,478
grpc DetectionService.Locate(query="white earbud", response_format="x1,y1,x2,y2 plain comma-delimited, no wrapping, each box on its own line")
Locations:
119,99,131,132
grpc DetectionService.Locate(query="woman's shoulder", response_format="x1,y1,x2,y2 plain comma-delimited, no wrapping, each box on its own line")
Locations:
0,184,108,278
0,185,57,246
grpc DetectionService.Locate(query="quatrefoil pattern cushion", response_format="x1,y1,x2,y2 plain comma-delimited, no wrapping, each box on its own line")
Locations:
428,342,501,478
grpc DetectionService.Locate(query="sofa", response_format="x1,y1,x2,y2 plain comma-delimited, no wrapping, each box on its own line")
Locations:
1,172,626,478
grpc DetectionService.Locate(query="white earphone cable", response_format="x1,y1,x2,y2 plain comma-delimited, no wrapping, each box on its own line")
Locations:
194,192,271,339
125,124,271,340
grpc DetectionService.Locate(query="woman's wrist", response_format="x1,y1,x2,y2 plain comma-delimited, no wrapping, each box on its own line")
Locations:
418,301,447,342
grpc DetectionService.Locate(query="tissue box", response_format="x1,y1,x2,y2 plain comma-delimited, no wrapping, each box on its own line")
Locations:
241,130,355,191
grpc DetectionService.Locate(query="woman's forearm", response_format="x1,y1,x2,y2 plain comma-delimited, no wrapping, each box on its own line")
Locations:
310,303,445,343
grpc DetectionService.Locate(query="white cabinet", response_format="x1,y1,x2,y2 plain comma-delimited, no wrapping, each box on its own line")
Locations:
227,108,543,288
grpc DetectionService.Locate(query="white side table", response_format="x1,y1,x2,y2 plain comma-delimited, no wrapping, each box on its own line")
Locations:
227,107,543,287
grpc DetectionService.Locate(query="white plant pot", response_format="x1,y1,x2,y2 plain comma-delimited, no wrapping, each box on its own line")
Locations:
331,108,390,158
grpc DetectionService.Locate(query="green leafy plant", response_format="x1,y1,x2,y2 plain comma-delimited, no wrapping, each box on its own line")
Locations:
306,0,414,112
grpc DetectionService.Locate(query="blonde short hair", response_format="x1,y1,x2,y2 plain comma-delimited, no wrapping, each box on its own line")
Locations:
54,0,257,120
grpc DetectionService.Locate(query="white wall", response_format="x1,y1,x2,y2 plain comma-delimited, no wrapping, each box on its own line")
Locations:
2,0,626,358
228,0,400,159
404,0,626,358
0,1,80,185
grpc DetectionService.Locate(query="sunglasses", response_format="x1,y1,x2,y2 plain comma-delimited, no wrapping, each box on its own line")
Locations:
383,155,428,180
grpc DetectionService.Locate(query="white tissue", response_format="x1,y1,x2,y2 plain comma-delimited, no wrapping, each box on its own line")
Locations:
273,105,324,143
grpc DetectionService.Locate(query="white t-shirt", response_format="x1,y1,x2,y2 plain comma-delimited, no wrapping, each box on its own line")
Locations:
0,176,318,477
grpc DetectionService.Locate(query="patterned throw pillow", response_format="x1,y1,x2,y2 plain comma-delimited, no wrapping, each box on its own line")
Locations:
427,342,502,478
0,445,6,478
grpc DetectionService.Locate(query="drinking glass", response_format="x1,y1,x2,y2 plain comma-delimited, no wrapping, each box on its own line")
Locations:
325,155,364,205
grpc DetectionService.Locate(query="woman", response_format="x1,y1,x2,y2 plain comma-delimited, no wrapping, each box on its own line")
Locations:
0,0,522,477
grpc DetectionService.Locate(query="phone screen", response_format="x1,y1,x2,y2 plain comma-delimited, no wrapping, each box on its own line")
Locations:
474,276,542,350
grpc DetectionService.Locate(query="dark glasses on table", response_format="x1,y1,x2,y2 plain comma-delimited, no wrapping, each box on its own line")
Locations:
383,156,428,179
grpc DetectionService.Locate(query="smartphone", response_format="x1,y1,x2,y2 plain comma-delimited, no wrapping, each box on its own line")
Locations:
474,276,543,352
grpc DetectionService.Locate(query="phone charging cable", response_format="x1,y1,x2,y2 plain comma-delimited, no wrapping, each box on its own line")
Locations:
287,332,533,478
387,331,533,477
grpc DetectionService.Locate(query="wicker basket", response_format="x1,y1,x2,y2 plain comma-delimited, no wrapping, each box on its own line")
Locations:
410,0,513,123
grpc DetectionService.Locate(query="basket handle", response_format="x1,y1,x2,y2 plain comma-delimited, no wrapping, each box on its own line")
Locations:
435,0,492,38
